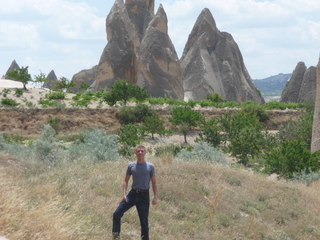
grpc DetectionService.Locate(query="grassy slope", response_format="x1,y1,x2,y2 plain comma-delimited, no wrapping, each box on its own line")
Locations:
1,153,320,240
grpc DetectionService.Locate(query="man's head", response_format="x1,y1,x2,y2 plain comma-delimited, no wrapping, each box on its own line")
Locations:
135,145,146,161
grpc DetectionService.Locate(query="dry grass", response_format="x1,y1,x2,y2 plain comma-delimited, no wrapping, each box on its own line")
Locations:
1,153,320,240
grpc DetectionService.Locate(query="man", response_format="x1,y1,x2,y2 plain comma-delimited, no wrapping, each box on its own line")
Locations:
112,145,158,240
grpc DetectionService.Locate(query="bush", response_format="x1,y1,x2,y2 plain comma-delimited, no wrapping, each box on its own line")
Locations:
197,118,223,147
154,144,188,157
292,168,320,186
33,125,61,163
176,141,229,165
116,107,137,124
133,104,154,122
117,124,144,148
46,91,66,100
262,140,320,179
1,98,19,106
220,110,268,165
144,113,165,139
15,88,24,97
69,128,119,162
241,101,269,122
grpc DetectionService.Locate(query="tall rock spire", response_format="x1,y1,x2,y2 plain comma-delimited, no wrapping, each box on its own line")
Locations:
311,55,320,153
180,8,264,103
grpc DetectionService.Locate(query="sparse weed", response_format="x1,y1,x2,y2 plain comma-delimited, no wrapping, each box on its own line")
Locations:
69,127,119,162
176,141,229,165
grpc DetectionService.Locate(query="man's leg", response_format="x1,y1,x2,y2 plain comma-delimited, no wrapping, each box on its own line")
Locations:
136,193,150,240
112,192,135,239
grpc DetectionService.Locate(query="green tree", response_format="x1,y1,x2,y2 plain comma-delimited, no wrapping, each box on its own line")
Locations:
197,118,223,147
54,77,76,92
169,106,204,143
263,139,320,179
117,123,145,156
220,110,268,165
207,93,226,103
34,71,50,88
144,113,165,140
104,79,150,106
6,66,32,90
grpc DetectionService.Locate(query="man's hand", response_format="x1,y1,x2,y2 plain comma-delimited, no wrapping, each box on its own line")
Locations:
152,197,158,205
120,195,128,203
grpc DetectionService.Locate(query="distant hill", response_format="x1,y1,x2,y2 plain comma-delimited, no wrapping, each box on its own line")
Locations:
253,73,291,98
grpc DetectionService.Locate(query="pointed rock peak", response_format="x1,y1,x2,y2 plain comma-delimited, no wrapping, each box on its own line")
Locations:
109,0,126,16
149,4,168,33
6,60,20,73
47,70,58,81
195,8,218,32
126,0,154,14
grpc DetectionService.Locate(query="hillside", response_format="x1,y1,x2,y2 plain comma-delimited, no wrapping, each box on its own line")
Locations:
1,152,320,239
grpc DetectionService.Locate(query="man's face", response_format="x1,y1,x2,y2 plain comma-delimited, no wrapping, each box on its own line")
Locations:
135,148,146,159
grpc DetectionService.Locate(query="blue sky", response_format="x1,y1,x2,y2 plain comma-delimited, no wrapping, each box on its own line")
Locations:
0,0,319,81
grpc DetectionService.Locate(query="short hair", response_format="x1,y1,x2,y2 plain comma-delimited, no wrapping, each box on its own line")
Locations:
136,145,146,151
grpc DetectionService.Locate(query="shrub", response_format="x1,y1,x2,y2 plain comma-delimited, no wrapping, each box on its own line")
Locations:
133,104,154,122
176,141,229,165
154,144,188,157
1,98,19,106
262,139,320,179
144,113,165,139
0,134,6,150
116,107,137,124
241,101,269,122
207,93,226,103
15,88,24,97
117,124,144,148
104,79,150,106
197,118,223,147
33,124,61,163
169,106,204,143
292,169,320,186
220,110,268,165
46,91,66,100
69,128,119,162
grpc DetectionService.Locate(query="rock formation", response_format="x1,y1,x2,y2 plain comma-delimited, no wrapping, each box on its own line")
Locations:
180,8,264,103
311,56,320,153
280,62,316,103
71,0,264,103
72,0,183,99
4,60,20,80
43,70,58,89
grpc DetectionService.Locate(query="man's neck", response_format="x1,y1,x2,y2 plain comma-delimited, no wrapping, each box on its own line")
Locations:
137,158,146,163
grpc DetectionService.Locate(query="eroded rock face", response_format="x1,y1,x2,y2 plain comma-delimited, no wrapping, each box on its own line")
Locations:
43,70,58,89
72,2,265,102
280,62,316,103
4,60,20,80
136,5,183,99
180,8,264,104
72,0,183,99
311,57,320,153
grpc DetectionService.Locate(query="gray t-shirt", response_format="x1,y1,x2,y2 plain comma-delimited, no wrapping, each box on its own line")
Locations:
126,161,155,190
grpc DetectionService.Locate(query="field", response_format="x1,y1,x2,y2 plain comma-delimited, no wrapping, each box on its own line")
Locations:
2,80,319,240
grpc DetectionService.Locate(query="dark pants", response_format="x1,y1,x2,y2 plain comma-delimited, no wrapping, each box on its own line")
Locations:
113,191,150,240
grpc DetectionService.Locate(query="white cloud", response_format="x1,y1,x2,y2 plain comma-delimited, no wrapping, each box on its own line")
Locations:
0,0,106,79
0,0,319,81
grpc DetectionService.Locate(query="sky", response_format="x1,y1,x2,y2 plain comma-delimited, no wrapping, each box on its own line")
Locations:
0,0,319,81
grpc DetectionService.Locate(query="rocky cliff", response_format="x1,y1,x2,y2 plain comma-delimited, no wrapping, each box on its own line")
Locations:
181,8,264,104
280,62,316,103
71,0,263,103
72,0,183,99
4,60,20,80
43,70,58,89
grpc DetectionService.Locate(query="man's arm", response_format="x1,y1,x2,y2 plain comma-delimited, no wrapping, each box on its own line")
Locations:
121,175,131,203
151,176,158,205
